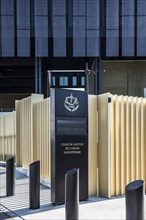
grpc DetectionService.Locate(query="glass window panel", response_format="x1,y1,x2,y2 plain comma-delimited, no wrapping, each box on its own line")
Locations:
53,16,66,37
64,77,68,86
53,0,66,16
87,30,99,56
1,15,14,56
73,17,85,37
73,17,85,56
73,77,77,86
137,16,146,37
60,77,68,86
122,16,134,56
2,37,14,56
122,37,134,56
122,0,135,16
34,0,48,16
1,16,14,37
106,30,119,56
73,0,85,16
122,16,135,37
17,0,30,29
1,0,14,15
52,77,56,86
137,37,146,56
137,0,146,15
53,16,66,56
35,16,48,37
60,77,63,86
53,38,66,56
81,77,85,86
17,30,30,56
73,37,86,56
35,16,48,56
87,0,99,29
35,37,48,57
106,0,119,29
137,16,146,56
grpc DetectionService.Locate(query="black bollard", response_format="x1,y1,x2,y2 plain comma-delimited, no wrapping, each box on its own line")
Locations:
65,168,79,220
29,160,40,209
6,156,15,196
126,180,144,220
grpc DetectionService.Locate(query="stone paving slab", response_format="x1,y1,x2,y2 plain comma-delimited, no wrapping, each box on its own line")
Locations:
0,166,51,219
1,165,146,219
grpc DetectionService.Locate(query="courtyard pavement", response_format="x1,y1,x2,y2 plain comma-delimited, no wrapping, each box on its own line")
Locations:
0,164,145,220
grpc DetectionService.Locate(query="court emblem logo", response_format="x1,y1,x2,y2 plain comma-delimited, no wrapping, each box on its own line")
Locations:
64,93,79,112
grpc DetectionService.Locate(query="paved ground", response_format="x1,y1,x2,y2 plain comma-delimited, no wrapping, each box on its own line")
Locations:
0,204,16,219
0,164,145,219
0,212,12,220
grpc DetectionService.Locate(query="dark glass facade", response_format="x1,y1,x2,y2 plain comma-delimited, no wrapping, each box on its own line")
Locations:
0,0,146,110
1,0,146,58
0,0,99,57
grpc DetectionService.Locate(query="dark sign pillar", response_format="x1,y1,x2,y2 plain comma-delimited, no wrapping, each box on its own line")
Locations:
51,88,88,204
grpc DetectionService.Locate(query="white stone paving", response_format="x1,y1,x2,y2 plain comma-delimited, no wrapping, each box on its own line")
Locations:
1,165,146,219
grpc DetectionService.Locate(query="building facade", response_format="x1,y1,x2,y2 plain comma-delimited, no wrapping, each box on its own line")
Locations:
0,0,146,110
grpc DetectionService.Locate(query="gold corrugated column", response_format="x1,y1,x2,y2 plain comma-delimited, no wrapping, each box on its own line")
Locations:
45,99,48,179
3,115,6,159
20,100,23,166
40,101,42,175
42,101,45,177
16,100,21,166
136,97,141,179
33,98,50,179
115,96,122,195
33,102,37,162
88,95,98,196
40,101,43,176
144,99,146,190
44,98,50,179
24,98,27,166
0,116,4,161
125,96,131,185
108,94,111,198
42,100,44,177
140,98,144,181
2,112,16,159
16,94,44,168
97,93,111,198
120,96,126,194
13,112,16,156
3,116,4,161
131,97,136,182
48,98,51,180
110,95,116,196
33,101,41,173
96,94,146,197
12,112,16,156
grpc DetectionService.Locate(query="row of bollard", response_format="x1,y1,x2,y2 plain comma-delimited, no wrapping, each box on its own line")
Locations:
6,156,144,220
6,156,79,219
6,157,40,209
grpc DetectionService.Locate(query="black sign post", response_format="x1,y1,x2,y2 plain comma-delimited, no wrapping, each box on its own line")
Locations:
51,88,88,204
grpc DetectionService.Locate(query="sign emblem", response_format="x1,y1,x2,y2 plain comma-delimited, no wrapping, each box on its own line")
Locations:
64,93,79,112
